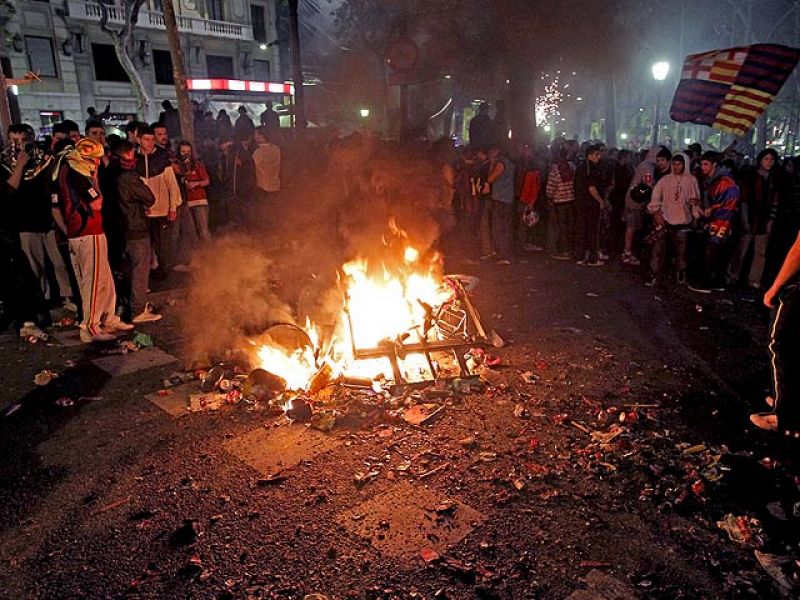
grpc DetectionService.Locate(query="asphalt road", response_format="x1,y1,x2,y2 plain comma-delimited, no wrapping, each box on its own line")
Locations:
0,236,797,600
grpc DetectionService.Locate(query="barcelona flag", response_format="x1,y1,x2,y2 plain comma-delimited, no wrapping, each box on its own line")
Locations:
669,44,800,136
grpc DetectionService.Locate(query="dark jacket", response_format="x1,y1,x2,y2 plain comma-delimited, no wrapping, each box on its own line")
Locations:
118,169,156,241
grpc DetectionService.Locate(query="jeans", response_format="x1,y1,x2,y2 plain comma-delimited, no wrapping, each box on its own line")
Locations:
550,202,576,254
187,205,212,244
126,238,151,315
650,225,688,275
0,232,45,329
18,230,74,300
770,284,800,432
727,223,772,287
491,201,514,260
574,198,602,261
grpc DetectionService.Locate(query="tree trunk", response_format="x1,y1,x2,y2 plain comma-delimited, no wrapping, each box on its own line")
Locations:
288,0,306,129
113,37,151,120
163,0,194,144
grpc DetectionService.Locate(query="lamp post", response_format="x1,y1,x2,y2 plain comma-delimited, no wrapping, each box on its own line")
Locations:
651,61,670,145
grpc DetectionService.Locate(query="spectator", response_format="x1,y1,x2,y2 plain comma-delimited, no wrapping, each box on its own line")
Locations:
259,101,280,134
216,110,233,139
85,103,110,129
0,144,48,339
574,143,607,266
85,120,107,149
609,149,634,256
53,138,133,342
622,146,670,266
516,143,545,252
645,153,699,287
62,120,81,144
487,145,516,265
764,156,800,286
0,124,76,312
469,103,493,149
177,140,211,251
112,141,161,323
689,151,740,293
136,126,182,275
750,230,800,434
234,105,255,140
124,121,141,145
545,147,576,260
159,100,181,140
252,126,281,202
727,148,782,289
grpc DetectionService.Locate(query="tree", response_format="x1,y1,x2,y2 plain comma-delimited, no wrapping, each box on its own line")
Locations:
162,0,194,144
98,0,152,120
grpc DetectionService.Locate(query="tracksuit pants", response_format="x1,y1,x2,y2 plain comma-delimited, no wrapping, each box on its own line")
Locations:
68,234,116,336
769,283,800,433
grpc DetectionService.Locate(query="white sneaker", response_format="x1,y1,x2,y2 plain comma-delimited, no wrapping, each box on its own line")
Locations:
62,298,78,313
80,328,116,343
19,321,48,340
132,303,163,323
104,317,134,332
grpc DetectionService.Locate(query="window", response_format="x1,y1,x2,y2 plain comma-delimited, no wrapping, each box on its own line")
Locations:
207,0,223,20
206,54,234,78
92,43,130,82
153,49,174,85
253,59,270,81
26,36,57,78
251,4,267,42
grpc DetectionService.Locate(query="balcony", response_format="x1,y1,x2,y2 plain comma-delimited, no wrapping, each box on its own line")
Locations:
67,0,254,41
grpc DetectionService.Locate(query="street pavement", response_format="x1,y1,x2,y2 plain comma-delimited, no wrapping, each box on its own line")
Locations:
0,243,795,600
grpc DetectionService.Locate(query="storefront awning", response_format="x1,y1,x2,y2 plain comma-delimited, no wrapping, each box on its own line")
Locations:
187,79,294,96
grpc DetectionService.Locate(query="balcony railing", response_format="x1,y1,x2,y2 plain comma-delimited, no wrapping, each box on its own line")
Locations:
67,0,254,41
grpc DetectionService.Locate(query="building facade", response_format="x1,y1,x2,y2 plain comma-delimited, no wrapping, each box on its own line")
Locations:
4,0,285,135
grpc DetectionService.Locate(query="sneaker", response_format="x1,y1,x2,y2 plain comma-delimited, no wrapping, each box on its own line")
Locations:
621,253,641,266
104,317,134,332
644,275,657,287
550,252,571,261
598,251,610,261
19,321,47,340
132,303,163,323
496,258,512,266
80,328,116,343
576,259,587,265
749,413,777,431
688,283,712,294
62,298,78,313
676,271,687,285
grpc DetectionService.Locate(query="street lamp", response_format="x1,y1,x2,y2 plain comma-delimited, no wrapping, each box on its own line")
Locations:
359,108,370,118
651,61,670,145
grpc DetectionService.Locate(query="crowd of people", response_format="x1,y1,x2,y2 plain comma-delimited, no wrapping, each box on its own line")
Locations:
454,109,800,299
0,100,282,343
449,105,800,434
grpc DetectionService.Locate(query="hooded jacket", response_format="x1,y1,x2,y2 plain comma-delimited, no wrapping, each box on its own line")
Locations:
647,153,699,226
136,146,181,218
705,166,740,242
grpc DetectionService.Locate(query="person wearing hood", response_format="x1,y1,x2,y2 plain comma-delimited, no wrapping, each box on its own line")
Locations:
727,148,782,289
622,146,671,266
53,138,134,342
645,153,699,286
689,150,741,293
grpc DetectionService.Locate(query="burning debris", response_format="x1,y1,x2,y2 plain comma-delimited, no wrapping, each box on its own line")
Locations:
170,222,498,432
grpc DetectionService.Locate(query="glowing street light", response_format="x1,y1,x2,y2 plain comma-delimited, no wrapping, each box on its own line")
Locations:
543,124,551,132
359,108,370,118
620,132,628,140
651,61,670,81
651,61,671,144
